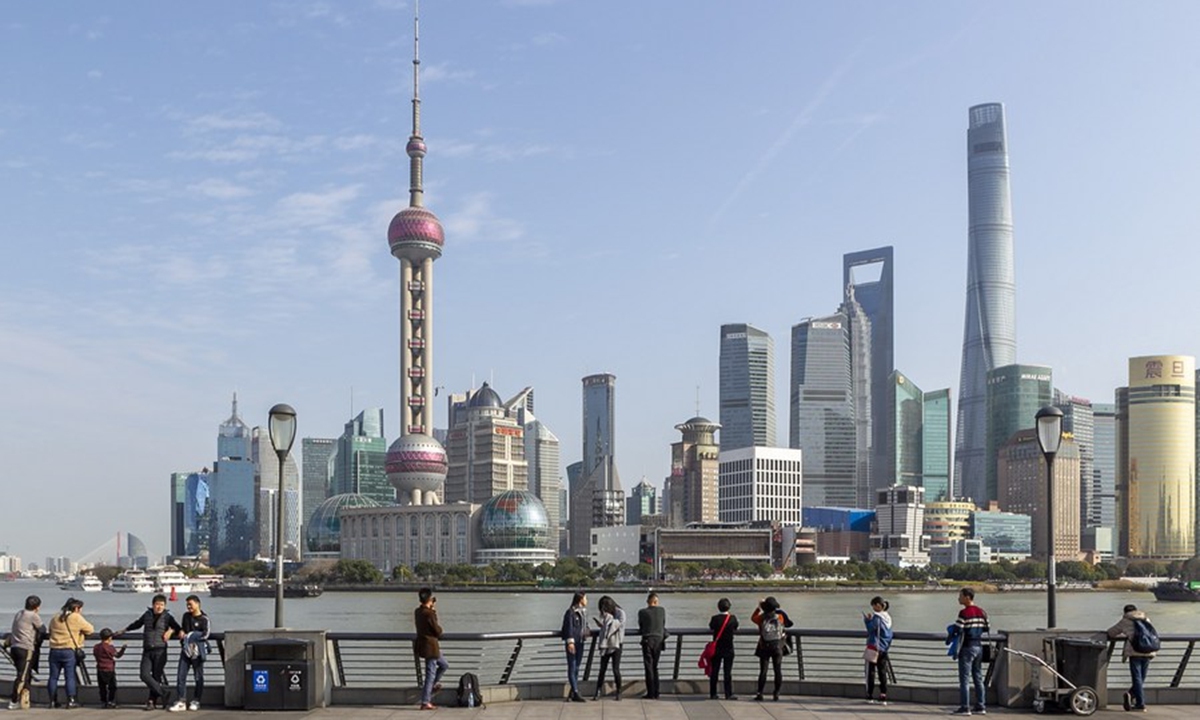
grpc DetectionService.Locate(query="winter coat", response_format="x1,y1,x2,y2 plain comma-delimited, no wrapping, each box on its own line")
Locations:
865,610,893,653
1107,609,1157,660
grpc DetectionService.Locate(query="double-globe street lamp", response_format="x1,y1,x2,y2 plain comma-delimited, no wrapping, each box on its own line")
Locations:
1035,405,1064,629
268,403,297,629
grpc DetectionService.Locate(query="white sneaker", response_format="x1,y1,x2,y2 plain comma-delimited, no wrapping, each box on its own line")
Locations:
187,701,200,712
167,700,188,713
7,701,20,710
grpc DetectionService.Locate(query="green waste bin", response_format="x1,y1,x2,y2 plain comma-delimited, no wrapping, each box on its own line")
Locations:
243,638,317,711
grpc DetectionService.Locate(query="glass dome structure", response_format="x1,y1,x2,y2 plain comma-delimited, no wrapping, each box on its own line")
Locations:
475,491,556,564
305,493,383,553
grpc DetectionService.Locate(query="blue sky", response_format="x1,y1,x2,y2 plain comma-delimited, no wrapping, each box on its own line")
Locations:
3,2,1199,563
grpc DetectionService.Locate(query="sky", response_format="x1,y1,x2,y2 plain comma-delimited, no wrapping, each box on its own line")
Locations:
3,1,1200,564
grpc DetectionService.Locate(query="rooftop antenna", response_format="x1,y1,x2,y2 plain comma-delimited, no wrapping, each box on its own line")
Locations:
408,0,424,207
696,385,701,416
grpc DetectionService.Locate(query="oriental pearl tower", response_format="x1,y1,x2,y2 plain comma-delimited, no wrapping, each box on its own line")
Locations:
385,7,447,506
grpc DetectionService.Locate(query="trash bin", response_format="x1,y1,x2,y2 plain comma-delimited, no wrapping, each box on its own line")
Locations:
243,638,317,711
1054,636,1109,709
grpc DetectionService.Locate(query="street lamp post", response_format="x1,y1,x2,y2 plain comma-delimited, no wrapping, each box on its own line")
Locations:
1035,405,1064,629
268,403,297,629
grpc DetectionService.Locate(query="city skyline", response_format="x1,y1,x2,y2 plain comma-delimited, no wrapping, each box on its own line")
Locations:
5,3,1200,560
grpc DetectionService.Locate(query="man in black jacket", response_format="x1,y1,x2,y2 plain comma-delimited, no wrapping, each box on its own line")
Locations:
119,594,181,710
637,592,667,699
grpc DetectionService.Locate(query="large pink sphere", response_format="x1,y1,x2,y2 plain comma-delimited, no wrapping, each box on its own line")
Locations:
389,206,444,261
386,433,448,496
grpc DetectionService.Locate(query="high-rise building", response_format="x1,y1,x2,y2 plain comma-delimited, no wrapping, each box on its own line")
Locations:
955,103,1018,505
665,416,721,526
922,389,952,502
627,479,658,525
718,446,803,525
972,504,1032,558
1091,403,1117,537
170,470,211,559
1055,393,1095,537
984,364,1052,506
570,374,623,557
582,373,616,477
335,409,392,504
384,9,449,508
719,324,776,451
1118,355,1196,559
523,412,562,539
844,247,894,495
840,292,873,502
870,485,930,567
253,426,301,560
882,371,924,489
301,438,336,532
444,383,528,503
790,313,857,507
210,394,256,566
997,429,1081,562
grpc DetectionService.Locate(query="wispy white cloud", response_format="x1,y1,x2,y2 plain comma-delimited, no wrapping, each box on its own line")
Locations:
188,177,255,200
87,69,103,79
421,62,476,85
443,192,524,244
273,185,362,228
185,111,282,133
533,31,567,46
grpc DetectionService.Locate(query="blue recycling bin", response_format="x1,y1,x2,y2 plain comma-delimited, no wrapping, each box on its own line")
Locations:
243,639,316,710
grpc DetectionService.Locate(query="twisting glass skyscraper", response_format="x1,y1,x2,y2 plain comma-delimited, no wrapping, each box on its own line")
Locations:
955,103,1017,505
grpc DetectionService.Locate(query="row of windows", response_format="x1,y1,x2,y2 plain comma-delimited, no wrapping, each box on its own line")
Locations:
346,513,470,538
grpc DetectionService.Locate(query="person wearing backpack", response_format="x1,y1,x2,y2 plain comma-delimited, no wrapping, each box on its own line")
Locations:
592,596,625,700
1107,604,1158,712
707,598,739,700
750,596,793,702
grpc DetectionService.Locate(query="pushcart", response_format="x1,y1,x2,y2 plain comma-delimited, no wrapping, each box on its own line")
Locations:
1003,641,1100,716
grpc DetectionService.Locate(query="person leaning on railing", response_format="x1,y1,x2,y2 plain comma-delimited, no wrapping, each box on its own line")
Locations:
637,592,666,700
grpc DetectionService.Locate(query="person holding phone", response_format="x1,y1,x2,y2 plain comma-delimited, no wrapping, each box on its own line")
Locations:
863,596,893,705
414,588,448,710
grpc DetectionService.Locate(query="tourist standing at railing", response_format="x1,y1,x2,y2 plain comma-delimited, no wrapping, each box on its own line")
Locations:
7,594,43,710
707,598,739,700
750,596,793,702
592,595,625,700
46,597,93,709
414,588,448,711
1107,603,1157,712
862,596,893,706
119,593,181,711
637,592,667,700
167,595,210,712
560,592,589,703
951,587,989,716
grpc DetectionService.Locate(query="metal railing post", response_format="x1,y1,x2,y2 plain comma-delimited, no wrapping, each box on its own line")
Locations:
673,633,684,681
1171,640,1194,688
794,635,805,680
583,633,598,681
499,638,523,685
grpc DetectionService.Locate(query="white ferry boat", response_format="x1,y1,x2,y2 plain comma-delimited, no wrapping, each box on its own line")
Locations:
147,567,208,594
63,575,104,592
109,570,156,593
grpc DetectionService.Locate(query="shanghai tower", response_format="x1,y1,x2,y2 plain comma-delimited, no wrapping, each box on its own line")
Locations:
954,103,1017,506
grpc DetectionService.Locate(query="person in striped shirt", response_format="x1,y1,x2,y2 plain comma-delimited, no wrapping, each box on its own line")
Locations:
951,587,989,716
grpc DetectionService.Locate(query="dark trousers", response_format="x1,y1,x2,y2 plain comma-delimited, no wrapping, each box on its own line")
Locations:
9,647,33,702
866,651,890,698
757,650,783,697
595,648,622,696
140,647,170,702
641,637,663,698
98,670,118,705
176,655,205,704
709,654,734,699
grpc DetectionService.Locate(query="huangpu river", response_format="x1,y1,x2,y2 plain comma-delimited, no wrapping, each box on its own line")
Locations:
2,580,1196,635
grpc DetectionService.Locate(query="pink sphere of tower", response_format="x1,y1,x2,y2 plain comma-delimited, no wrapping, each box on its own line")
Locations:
386,433,448,498
388,206,444,262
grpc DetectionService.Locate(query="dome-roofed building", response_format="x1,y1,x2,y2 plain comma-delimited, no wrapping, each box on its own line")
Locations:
468,382,503,410
474,490,556,564
306,493,384,556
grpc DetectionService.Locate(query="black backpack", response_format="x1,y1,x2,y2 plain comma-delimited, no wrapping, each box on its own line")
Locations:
1130,618,1161,654
456,672,484,708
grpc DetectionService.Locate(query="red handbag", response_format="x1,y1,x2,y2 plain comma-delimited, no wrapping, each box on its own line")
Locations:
699,614,732,677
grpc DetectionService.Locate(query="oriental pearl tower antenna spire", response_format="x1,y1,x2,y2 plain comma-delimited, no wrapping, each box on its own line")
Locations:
385,1,448,506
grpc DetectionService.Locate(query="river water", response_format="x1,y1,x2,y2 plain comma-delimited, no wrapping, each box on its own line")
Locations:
2,581,1195,636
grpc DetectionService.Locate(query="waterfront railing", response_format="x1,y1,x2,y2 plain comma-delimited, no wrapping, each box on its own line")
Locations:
4,628,1199,702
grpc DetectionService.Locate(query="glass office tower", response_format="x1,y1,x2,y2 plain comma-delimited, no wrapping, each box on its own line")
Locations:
955,103,1018,505
719,324,776,451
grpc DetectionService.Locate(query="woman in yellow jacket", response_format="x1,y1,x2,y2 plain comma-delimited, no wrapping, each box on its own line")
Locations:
47,597,94,709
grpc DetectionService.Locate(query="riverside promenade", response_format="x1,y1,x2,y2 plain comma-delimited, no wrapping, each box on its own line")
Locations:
2,697,1194,718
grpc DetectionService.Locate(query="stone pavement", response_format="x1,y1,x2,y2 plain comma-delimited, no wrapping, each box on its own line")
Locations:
5,696,1192,719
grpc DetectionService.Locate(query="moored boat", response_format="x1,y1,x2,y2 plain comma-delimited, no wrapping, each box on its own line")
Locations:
1152,580,1200,602
209,580,322,598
